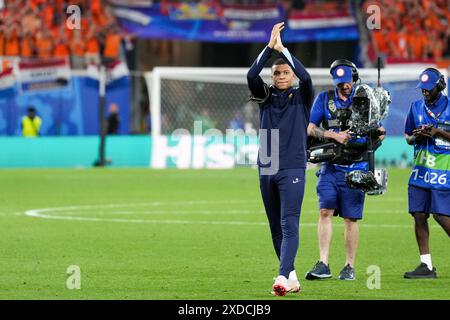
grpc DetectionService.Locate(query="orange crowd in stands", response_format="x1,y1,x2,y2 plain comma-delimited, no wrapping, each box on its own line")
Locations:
365,0,449,62
0,0,127,68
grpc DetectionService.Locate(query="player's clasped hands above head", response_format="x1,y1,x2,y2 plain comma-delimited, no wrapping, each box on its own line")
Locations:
268,22,285,52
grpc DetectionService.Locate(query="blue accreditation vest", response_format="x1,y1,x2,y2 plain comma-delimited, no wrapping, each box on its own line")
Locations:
409,95,450,190
319,89,368,173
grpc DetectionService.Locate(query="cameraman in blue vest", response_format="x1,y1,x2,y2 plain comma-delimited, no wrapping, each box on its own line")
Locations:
404,68,450,279
305,60,385,281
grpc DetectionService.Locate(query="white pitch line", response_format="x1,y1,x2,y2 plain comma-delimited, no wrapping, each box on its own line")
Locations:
23,202,440,229
60,209,409,215
0,212,23,216
107,210,258,215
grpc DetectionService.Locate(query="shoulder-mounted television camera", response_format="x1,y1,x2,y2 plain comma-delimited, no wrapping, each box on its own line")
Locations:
307,83,391,195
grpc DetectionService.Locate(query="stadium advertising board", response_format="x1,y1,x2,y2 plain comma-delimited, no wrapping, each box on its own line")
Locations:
151,133,258,169
0,75,131,136
116,2,358,42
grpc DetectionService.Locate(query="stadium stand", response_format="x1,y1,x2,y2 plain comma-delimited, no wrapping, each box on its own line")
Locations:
0,0,128,68
362,0,450,66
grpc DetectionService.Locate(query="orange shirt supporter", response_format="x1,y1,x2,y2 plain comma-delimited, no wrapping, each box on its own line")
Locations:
50,27,60,40
54,43,69,58
43,6,54,29
103,33,122,59
425,16,444,32
81,18,89,31
21,38,33,58
384,20,395,33
36,37,53,59
5,36,20,56
372,31,388,54
65,27,73,41
86,37,100,54
422,36,430,59
95,14,108,27
56,0,65,13
91,0,102,16
422,0,432,12
402,20,414,33
433,40,444,60
397,31,409,59
395,2,406,14
408,35,419,60
386,31,399,57
424,17,432,29
420,35,429,59
409,33,428,60
432,16,444,32
71,40,85,57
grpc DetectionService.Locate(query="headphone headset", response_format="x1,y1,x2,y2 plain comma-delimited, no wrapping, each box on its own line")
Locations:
330,59,359,83
423,68,447,92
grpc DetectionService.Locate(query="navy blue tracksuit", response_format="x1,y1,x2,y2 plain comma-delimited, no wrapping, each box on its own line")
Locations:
247,46,313,277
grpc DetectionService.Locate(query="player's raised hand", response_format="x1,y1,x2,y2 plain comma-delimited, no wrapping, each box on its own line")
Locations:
268,22,285,49
274,31,285,52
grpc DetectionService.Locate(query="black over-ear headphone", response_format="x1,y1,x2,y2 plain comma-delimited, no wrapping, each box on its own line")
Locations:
423,68,447,92
330,59,359,83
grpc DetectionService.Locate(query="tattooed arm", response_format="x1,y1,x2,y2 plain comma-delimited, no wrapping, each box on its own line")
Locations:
307,123,351,145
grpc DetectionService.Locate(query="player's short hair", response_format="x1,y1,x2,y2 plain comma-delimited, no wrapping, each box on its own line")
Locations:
272,58,287,67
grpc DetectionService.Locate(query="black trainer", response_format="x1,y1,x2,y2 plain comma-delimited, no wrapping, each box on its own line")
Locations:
404,263,437,279
305,261,332,280
338,264,355,280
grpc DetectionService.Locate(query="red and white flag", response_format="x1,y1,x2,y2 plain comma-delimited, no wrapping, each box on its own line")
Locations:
107,60,130,83
0,68,15,93
18,58,71,92
86,60,130,84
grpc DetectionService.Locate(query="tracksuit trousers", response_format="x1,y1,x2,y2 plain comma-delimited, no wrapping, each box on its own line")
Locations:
259,168,306,278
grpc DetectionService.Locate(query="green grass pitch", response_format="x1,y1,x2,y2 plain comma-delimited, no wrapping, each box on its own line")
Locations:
0,168,448,300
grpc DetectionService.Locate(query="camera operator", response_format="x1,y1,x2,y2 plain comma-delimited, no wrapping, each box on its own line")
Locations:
305,60,386,281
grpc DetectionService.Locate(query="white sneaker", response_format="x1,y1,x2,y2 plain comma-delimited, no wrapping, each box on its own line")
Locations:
287,278,301,293
271,275,288,296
